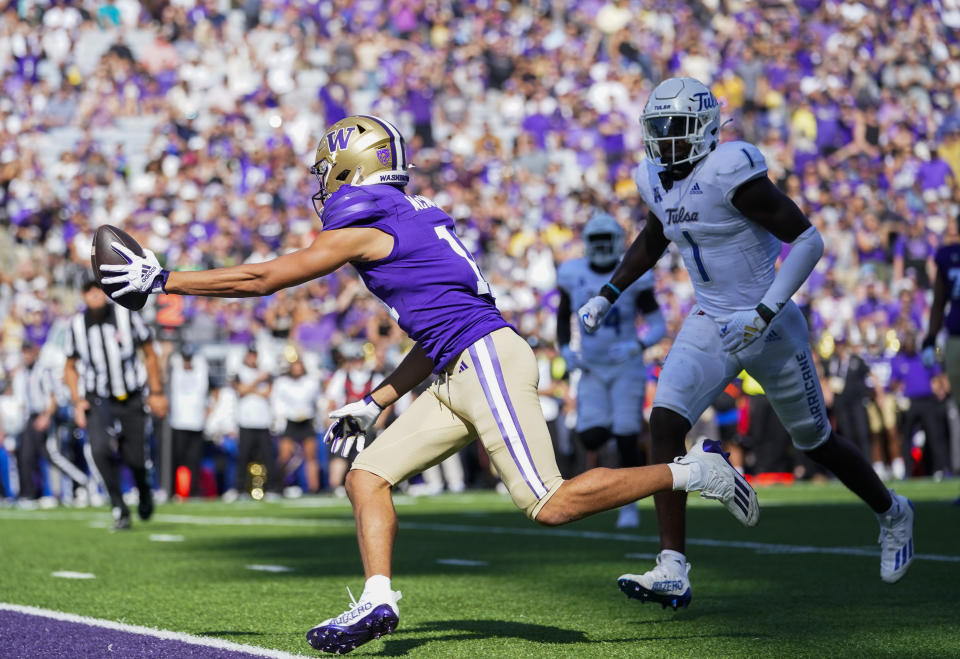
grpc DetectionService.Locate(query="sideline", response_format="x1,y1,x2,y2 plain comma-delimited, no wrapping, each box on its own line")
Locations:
0,603,309,658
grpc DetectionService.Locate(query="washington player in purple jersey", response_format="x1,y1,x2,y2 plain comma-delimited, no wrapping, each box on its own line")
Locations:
98,115,756,655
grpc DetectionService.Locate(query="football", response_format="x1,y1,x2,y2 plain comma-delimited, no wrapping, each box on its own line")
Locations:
90,224,150,311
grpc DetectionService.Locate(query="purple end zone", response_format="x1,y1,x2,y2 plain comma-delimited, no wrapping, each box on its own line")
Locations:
0,609,277,659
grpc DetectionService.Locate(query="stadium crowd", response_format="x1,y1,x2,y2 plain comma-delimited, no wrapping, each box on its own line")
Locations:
1,0,960,505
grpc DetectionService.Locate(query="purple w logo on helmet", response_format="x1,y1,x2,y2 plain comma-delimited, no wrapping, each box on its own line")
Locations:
326,127,355,152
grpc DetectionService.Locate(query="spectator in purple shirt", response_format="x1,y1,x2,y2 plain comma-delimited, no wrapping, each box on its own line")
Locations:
890,331,950,477
405,77,435,148
916,145,955,191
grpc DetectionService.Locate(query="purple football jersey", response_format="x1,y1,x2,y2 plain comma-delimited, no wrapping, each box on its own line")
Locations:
935,243,960,336
322,184,509,371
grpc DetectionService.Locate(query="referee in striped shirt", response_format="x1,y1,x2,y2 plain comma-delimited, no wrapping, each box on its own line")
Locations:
63,278,168,530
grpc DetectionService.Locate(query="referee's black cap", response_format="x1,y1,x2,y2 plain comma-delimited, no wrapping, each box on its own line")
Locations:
81,273,100,292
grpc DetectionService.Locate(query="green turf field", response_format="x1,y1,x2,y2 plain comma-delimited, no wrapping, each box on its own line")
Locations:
1,480,958,658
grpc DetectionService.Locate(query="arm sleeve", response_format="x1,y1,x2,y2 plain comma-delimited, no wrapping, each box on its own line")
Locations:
759,225,824,314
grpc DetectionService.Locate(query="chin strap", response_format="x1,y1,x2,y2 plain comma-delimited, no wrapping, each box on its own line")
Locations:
657,160,699,191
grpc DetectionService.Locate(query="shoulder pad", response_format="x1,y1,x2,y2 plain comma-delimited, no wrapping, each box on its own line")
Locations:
322,186,388,230
633,160,664,207
711,141,767,179
703,141,767,203
556,258,583,292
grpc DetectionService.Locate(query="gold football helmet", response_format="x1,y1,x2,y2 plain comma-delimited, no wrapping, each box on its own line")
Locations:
310,115,409,214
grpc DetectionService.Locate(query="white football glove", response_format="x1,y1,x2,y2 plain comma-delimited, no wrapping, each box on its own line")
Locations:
609,339,645,362
578,296,612,334
921,346,936,369
560,345,580,371
99,242,168,298
323,395,384,458
716,309,768,353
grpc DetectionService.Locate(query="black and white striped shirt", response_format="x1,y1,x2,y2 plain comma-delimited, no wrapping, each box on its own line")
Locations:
65,306,151,400
13,361,54,416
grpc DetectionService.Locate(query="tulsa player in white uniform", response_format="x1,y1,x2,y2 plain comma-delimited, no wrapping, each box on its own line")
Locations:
557,212,666,528
579,77,915,609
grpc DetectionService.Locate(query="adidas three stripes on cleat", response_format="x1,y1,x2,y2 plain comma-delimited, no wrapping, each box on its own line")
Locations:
677,437,760,526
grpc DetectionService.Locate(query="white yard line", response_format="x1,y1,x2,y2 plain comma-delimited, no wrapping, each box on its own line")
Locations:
3,509,958,563
0,603,310,658
149,534,184,542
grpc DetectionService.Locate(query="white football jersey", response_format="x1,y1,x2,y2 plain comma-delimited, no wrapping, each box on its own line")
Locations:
634,141,779,316
557,257,655,364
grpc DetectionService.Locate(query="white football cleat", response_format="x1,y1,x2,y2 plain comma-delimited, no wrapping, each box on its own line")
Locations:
618,552,691,610
878,490,915,584
307,587,402,654
676,438,759,526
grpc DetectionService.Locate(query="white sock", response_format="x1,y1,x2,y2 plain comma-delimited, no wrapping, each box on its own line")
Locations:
877,492,900,520
668,462,692,491
891,457,906,480
660,549,687,569
362,574,393,602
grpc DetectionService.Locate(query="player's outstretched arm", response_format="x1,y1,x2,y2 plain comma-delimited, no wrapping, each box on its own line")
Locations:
165,228,392,297
101,227,393,300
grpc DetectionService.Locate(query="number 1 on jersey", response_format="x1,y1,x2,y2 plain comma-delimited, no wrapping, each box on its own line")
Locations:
681,230,711,283
435,226,491,295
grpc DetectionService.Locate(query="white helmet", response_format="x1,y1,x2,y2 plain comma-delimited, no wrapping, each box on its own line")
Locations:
641,77,721,168
583,212,624,269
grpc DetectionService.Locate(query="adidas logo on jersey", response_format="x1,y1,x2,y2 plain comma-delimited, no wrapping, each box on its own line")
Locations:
691,183,703,194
